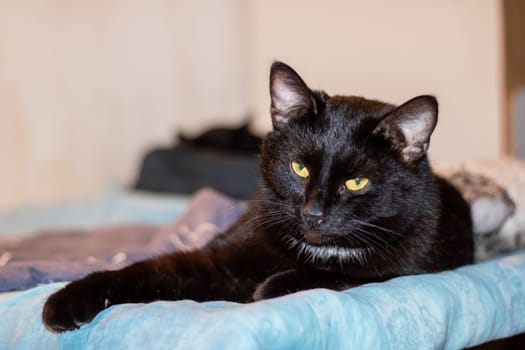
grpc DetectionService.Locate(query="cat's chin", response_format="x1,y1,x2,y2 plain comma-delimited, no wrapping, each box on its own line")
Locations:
286,234,372,264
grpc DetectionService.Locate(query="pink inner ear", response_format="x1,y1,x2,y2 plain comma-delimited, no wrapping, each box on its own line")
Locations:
272,79,307,115
397,111,435,146
401,144,429,163
273,113,289,124
374,96,437,163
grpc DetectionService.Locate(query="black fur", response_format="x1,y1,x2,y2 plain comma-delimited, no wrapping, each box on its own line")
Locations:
42,62,473,332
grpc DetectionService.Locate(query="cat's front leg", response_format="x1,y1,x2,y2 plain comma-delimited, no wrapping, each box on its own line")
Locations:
42,252,219,332
43,263,184,332
43,237,289,332
43,261,184,332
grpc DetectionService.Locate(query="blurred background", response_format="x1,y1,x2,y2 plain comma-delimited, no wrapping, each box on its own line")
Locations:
0,0,523,211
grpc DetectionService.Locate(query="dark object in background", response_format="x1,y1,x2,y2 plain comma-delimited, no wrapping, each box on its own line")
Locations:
178,123,262,154
134,123,262,199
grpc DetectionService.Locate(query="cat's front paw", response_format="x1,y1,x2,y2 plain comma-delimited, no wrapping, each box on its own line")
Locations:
42,272,116,332
252,270,298,301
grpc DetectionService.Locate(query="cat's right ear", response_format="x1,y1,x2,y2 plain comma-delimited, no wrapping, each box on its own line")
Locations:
270,61,315,130
374,95,438,163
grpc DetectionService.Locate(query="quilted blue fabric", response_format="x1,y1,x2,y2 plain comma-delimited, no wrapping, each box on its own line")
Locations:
1,250,525,350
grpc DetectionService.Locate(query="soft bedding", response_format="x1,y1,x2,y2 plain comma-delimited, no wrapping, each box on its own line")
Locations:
0,189,242,292
1,250,525,349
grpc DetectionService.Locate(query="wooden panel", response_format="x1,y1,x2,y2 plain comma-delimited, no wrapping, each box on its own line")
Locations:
504,0,525,90
503,0,525,155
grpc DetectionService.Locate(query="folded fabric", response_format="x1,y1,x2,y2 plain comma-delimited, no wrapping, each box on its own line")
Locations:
135,144,261,200
0,189,243,292
434,158,525,261
1,250,524,349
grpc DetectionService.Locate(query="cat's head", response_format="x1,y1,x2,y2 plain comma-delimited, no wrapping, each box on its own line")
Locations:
260,61,439,264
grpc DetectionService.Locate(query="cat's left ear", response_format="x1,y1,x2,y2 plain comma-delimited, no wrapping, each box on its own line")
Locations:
374,95,438,163
269,61,315,129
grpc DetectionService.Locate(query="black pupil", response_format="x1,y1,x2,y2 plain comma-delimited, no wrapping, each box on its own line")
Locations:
298,163,304,170
355,177,361,185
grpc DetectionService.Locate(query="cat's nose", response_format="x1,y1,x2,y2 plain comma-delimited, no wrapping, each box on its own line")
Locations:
302,200,326,225
303,204,323,217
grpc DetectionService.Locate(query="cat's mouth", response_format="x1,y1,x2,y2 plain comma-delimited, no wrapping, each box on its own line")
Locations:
303,231,332,245
302,230,367,249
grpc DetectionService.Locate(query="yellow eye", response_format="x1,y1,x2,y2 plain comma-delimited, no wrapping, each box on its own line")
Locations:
291,160,309,178
344,177,369,191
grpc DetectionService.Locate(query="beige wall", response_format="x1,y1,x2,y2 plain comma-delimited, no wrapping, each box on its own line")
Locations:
0,0,248,210
0,0,504,210
247,0,504,163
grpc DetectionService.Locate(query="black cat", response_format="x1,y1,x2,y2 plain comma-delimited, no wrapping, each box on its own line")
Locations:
43,62,473,332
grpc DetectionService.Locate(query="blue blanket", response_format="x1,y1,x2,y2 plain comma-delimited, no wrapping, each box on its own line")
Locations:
1,250,524,349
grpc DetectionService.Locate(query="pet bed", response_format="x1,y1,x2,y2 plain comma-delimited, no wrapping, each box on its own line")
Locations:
1,250,524,349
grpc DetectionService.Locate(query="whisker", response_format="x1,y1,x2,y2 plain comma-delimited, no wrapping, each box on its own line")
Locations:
352,219,405,237
352,224,410,265
351,218,410,256
353,227,394,252
351,228,396,264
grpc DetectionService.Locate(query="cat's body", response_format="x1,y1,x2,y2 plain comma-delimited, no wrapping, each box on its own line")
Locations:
43,62,473,332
